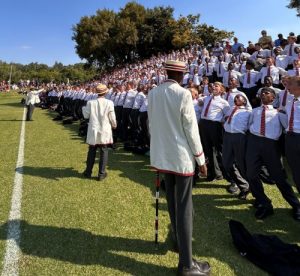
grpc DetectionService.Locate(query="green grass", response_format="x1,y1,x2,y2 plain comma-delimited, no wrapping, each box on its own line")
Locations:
0,92,300,275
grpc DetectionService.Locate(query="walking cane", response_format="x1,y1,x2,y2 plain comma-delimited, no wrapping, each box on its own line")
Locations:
155,171,160,248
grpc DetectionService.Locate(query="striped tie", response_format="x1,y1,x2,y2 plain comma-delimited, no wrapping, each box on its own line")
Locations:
288,98,297,132
282,89,288,107
204,97,213,117
227,106,239,124
260,105,266,136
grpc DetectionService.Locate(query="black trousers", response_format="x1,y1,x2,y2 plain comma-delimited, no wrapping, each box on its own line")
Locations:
139,111,149,147
222,132,249,191
115,106,123,139
122,108,132,142
129,109,140,143
246,134,300,209
199,119,224,179
85,145,108,176
164,173,193,269
26,104,35,121
285,132,300,194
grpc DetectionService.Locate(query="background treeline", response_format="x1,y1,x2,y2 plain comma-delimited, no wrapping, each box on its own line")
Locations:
72,2,234,68
2,1,238,84
0,61,97,84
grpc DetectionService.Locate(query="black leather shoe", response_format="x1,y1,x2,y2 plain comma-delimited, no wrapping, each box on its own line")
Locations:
97,172,107,181
226,183,240,194
255,206,274,220
292,208,300,221
177,260,210,276
82,171,91,179
238,190,250,200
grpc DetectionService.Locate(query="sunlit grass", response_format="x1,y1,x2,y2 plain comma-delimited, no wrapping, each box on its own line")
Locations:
0,92,299,275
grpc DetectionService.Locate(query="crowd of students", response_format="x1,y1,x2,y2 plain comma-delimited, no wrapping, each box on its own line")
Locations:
33,31,300,220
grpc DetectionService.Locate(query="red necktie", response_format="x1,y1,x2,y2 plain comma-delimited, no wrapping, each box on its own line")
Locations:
267,66,271,77
247,71,251,84
289,98,297,132
260,105,266,136
282,89,288,107
204,97,213,117
226,91,230,101
228,71,231,86
289,44,293,56
227,106,238,124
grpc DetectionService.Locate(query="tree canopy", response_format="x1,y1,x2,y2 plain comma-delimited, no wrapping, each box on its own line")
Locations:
287,0,300,16
72,2,234,68
0,61,97,84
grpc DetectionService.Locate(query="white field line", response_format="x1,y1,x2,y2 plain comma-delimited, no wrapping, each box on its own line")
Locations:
1,107,26,276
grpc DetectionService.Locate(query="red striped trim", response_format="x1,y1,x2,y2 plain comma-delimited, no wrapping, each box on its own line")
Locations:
194,152,204,157
151,166,195,176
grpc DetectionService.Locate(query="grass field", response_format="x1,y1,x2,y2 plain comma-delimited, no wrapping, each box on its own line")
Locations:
0,92,299,275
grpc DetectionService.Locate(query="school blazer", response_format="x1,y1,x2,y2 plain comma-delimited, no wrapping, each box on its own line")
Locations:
148,81,205,176
83,98,117,146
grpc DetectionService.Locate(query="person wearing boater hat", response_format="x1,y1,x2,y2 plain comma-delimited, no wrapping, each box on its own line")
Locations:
148,60,211,276
82,84,117,181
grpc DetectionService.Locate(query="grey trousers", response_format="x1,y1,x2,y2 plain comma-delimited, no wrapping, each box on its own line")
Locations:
85,145,108,176
246,134,300,209
285,132,300,194
164,173,193,269
26,104,35,121
222,132,249,192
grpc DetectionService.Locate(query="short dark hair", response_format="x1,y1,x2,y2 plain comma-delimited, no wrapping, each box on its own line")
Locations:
261,87,275,95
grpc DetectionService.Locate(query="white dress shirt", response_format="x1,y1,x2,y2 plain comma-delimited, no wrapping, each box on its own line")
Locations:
249,105,285,140
223,107,251,134
259,65,287,85
241,70,260,88
201,95,230,122
214,62,228,77
132,92,146,110
285,96,300,133
123,89,137,109
222,70,242,88
223,88,252,110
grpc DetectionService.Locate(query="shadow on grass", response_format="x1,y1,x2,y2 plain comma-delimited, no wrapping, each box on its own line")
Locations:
0,102,25,108
0,220,173,275
22,166,82,180
0,119,24,122
108,149,154,189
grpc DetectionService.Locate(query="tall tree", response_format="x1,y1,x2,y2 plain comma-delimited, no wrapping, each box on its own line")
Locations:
287,0,300,17
72,2,234,67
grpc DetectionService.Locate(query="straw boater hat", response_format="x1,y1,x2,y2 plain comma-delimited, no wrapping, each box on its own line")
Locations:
164,60,187,72
96,83,109,95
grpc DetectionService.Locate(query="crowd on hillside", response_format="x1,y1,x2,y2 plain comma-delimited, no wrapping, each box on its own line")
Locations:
21,31,300,220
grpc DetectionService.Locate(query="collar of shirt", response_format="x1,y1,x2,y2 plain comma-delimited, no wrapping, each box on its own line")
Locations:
261,104,274,110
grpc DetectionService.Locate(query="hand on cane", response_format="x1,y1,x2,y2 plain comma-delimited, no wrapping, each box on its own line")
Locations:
199,164,208,178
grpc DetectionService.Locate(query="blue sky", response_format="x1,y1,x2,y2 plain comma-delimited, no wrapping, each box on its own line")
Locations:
0,0,299,65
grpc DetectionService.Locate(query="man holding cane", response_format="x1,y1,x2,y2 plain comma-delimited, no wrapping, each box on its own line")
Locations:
148,60,210,276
